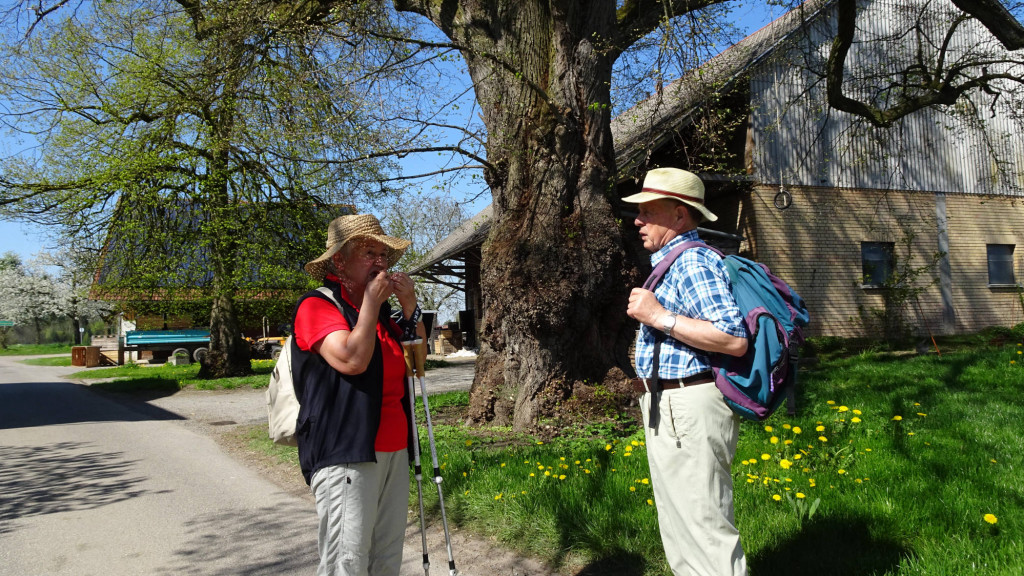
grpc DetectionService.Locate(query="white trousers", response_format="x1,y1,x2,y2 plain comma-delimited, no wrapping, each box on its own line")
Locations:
640,382,746,576
311,450,409,576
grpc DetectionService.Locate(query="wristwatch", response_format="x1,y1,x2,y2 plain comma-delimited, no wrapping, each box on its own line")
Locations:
658,313,676,335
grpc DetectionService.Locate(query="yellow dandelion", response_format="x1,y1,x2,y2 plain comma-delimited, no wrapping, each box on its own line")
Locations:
544,471,551,476
984,514,998,524
770,436,779,444
773,494,782,501
641,478,650,484
501,463,506,468
917,413,927,417
815,425,825,432
631,440,640,446
792,427,802,434
838,469,846,474
495,493,502,500
827,400,835,405
991,459,998,463
796,492,806,499
780,459,793,469
819,436,828,442
793,454,802,460
647,499,654,506
838,406,849,412
853,409,862,415
865,448,872,452
584,469,591,474
761,453,771,460
465,440,473,446
765,425,774,432
529,473,535,477
605,444,612,451
560,456,566,461
851,417,862,423
892,415,903,421
784,439,793,445
558,474,566,480
630,486,637,492
783,423,792,430
908,432,916,436
537,441,544,445
855,478,863,484
537,465,544,470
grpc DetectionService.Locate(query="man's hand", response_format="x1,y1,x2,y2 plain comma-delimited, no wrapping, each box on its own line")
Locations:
627,288,667,328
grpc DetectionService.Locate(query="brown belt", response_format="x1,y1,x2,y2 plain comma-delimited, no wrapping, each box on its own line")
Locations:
631,371,713,393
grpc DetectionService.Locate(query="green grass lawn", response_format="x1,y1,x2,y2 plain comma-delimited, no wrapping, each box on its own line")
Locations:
20,356,73,367
249,339,1022,576
0,343,73,356
70,359,278,393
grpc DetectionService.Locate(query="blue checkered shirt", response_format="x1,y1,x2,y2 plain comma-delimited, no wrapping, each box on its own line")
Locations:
634,231,747,380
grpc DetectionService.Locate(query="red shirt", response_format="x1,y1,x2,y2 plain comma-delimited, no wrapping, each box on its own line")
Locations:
293,279,407,452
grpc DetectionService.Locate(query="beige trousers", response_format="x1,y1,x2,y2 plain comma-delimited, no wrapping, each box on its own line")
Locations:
311,450,409,576
640,382,746,576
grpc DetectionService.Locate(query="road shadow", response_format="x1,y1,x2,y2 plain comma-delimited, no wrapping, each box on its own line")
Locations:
0,441,166,535
0,381,184,430
154,503,318,576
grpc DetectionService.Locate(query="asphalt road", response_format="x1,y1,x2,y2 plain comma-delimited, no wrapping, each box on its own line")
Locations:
0,355,552,576
0,356,317,576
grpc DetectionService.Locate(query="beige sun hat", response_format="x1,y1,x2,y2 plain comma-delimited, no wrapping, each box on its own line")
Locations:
621,167,718,222
304,214,412,281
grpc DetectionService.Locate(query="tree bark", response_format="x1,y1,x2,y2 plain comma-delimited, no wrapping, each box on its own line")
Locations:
396,0,645,430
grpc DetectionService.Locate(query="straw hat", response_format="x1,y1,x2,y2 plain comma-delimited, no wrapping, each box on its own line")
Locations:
304,214,411,281
621,168,718,222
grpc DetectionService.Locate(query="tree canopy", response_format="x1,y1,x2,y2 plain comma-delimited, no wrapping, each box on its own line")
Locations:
0,0,420,375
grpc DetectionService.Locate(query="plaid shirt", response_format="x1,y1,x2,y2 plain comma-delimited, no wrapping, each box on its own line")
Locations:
634,231,747,379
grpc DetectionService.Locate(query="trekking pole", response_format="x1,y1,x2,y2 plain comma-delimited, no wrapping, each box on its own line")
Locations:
413,339,458,576
403,339,431,576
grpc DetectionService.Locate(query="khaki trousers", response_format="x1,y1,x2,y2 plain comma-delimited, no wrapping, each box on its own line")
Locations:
311,450,409,576
640,382,746,576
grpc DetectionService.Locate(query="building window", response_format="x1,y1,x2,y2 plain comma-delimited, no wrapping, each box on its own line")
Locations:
861,242,894,287
987,244,1016,286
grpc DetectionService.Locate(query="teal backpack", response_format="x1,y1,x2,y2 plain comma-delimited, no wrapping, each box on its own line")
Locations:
646,242,810,421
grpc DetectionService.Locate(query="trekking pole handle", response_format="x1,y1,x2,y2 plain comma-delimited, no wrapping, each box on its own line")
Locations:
415,339,427,378
402,340,418,378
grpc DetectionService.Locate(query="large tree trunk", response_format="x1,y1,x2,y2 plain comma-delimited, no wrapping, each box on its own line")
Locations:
198,137,252,378
398,0,640,431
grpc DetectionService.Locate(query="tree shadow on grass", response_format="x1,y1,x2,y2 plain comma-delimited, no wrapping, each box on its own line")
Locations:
750,515,910,576
573,550,649,575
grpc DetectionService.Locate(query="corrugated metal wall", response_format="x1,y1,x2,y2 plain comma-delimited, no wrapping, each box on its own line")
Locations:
749,0,1024,197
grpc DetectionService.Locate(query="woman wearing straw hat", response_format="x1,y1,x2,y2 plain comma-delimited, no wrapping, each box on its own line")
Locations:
624,168,749,576
291,213,421,576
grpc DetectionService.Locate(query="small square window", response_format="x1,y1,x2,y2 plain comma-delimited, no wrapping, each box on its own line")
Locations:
861,242,894,287
987,244,1016,286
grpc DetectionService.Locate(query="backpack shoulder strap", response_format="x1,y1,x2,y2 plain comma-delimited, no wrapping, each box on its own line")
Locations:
643,240,723,291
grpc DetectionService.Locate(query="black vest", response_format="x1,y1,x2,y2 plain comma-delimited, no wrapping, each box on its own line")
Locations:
292,281,411,485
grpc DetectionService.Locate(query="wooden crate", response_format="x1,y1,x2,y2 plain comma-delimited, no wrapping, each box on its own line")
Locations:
71,346,102,367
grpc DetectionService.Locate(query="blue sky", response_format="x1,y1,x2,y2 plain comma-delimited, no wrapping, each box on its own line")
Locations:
0,2,780,262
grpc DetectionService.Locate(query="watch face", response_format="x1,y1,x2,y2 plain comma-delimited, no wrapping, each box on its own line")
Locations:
660,314,675,332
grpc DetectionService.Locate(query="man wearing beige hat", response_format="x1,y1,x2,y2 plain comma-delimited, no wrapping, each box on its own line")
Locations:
624,168,750,576
291,213,422,576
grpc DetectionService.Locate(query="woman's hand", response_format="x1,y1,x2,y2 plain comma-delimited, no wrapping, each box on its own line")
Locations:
390,272,417,317
363,271,393,309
